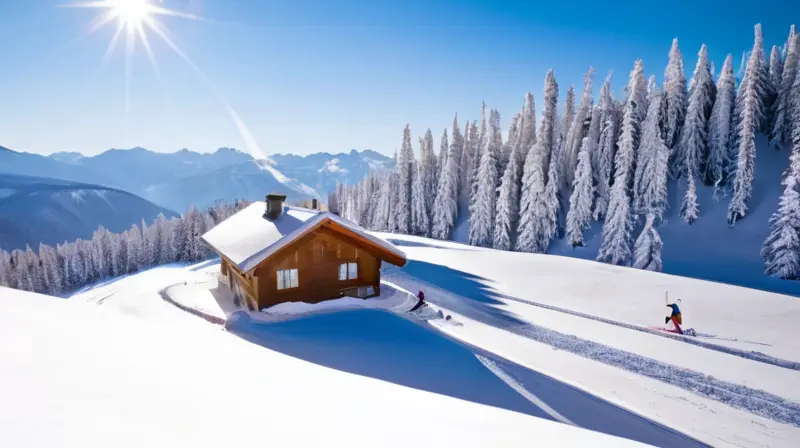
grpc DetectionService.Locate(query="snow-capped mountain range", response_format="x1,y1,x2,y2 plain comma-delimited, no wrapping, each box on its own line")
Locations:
0,173,177,251
0,145,394,213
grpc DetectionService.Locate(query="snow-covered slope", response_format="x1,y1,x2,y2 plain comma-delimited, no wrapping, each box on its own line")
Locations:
378,233,800,447
0,285,647,447
444,135,800,297
0,174,178,251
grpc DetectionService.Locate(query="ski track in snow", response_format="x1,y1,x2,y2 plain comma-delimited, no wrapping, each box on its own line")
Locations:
475,354,576,426
496,292,798,371
384,270,800,427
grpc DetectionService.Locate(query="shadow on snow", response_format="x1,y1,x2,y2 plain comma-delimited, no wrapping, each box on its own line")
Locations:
225,309,554,420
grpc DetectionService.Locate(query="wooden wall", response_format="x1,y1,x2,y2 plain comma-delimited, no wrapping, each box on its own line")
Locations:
253,226,381,309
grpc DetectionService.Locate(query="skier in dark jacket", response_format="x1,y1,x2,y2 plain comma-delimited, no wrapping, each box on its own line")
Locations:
410,290,426,312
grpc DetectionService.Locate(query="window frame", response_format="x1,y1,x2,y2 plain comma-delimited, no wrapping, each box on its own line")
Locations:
276,268,299,290
338,262,358,281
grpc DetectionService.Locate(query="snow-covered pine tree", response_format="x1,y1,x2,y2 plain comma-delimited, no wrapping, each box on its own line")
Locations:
756,29,770,132
761,117,800,279
597,59,647,266
545,136,567,242
431,123,461,241
593,73,618,221
422,129,438,210
449,115,464,203
736,25,768,133
468,106,489,233
519,92,537,160
187,207,208,261
634,88,670,220
772,26,798,150
517,70,559,253
410,161,429,236
438,127,449,176
517,143,549,253
126,224,144,273
460,121,478,207
387,168,401,232
38,243,62,295
26,246,44,293
469,121,499,248
728,28,767,226
565,132,595,247
172,215,190,262
358,172,378,226
371,174,392,231
705,54,737,187
632,213,664,272
564,68,595,187
678,44,715,222
489,108,504,182
502,113,520,177
395,125,415,234
766,45,784,131
0,249,10,288
664,38,688,178
562,85,576,143
11,249,33,291
494,141,522,250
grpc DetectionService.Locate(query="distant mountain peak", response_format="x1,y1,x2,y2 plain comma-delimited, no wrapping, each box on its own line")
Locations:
49,152,85,164
215,147,243,154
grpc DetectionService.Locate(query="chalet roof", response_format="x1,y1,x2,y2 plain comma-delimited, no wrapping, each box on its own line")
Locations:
201,201,407,273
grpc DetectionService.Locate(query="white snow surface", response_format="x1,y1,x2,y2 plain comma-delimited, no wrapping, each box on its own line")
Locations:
202,202,407,273
379,233,800,448
0,287,647,447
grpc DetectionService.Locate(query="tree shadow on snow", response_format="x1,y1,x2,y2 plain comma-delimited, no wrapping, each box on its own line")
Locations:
225,309,556,421
383,260,529,328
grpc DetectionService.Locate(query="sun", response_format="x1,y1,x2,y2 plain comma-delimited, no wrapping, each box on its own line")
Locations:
108,0,153,28
62,0,202,66
61,1,270,160
62,0,203,106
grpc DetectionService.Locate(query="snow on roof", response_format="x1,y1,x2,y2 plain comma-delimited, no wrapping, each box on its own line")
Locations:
201,201,406,273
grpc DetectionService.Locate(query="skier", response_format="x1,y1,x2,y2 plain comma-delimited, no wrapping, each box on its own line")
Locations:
409,290,426,312
665,298,683,334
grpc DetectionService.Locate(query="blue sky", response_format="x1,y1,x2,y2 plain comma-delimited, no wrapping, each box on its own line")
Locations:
0,0,797,158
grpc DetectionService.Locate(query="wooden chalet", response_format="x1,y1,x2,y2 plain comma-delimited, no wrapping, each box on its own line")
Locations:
201,194,407,311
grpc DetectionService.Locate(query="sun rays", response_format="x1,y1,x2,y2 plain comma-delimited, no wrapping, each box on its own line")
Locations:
61,0,268,160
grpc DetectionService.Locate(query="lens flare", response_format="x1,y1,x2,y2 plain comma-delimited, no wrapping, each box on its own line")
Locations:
61,1,268,160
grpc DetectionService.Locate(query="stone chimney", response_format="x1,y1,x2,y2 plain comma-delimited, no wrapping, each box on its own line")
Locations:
311,198,318,210
265,193,286,220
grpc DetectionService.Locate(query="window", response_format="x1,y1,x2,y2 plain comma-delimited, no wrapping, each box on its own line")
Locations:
277,269,299,290
357,286,375,297
339,262,358,280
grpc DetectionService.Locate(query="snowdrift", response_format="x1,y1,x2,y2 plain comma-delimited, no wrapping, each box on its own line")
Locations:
1,285,652,447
